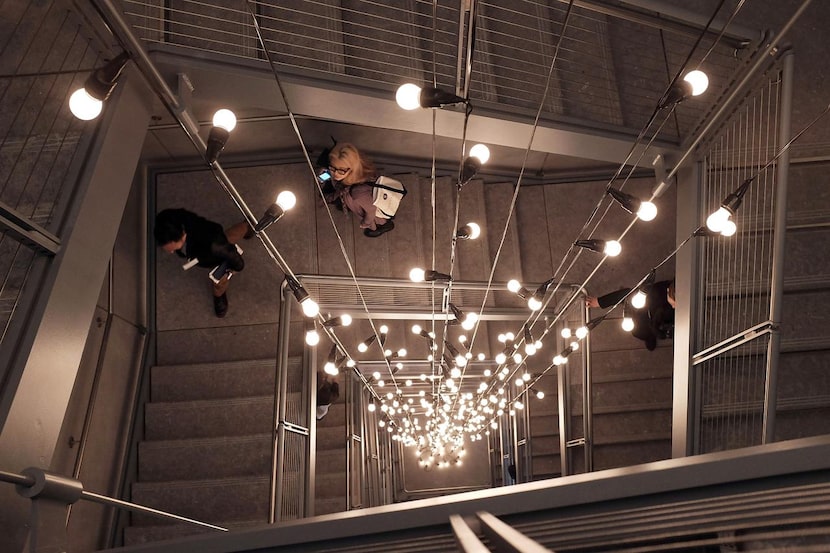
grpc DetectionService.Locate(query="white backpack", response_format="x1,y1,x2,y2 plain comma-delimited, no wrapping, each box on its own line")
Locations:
372,176,407,219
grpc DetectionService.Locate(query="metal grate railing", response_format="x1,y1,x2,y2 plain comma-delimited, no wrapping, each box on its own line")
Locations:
0,2,101,350
694,62,784,453
119,0,751,142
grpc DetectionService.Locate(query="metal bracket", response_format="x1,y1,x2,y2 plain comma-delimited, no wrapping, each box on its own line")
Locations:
16,467,84,553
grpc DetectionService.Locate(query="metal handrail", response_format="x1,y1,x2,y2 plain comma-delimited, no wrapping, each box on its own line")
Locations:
1,468,227,532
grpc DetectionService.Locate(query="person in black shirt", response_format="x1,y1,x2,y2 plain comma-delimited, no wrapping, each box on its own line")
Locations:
586,280,675,351
316,372,340,421
154,208,248,318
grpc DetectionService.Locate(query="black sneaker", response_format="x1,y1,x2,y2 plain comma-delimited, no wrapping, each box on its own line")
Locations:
363,219,394,238
213,293,228,318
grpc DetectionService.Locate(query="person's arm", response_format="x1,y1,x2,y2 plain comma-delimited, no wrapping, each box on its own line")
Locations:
205,221,244,272
596,288,631,309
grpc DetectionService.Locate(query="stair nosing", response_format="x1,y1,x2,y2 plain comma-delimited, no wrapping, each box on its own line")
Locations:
145,395,279,409
140,433,273,449
132,475,272,491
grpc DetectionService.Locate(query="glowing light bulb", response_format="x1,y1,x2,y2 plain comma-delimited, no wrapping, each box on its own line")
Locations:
463,222,481,239
527,297,543,311
604,240,622,257
380,325,389,334
301,298,319,317
495,353,506,364
621,317,635,332
324,362,338,375
339,314,353,326
507,279,522,293
305,329,320,346
69,88,103,120
631,290,647,309
561,328,572,339
395,83,422,110
536,390,545,399
470,143,490,164
707,207,731,232
462,312,477,331
683,69,709,96
357,342,368,353
409,267,426,282
637,201,657,221
212,108,237,132
368,403,376,412
411,324,422,335
275,190,296,211
720,219,737,237
575,326,589,339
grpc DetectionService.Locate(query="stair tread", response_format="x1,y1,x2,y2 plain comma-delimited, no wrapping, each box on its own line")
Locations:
140,433,272,449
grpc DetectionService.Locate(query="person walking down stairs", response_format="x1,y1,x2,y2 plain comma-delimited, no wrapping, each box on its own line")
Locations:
154,208,249,318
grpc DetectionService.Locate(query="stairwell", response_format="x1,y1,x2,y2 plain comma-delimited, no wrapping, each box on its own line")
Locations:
125,358,291,544
124,163,679,545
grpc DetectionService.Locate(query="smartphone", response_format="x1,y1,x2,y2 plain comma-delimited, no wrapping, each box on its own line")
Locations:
318,170,331,184
209,261,232,284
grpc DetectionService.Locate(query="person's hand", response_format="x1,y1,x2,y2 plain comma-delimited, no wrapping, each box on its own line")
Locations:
585,295,600,308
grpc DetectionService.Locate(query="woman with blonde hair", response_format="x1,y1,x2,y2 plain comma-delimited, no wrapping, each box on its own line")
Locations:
325,142,394,237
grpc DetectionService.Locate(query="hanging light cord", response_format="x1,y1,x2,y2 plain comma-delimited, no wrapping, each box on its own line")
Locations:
244,2,404,404
450,0,577,415
462,0,755,426
485,81,830,422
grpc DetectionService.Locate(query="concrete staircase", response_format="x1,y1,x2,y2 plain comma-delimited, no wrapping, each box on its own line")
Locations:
135,164,680,544
124,358,303,545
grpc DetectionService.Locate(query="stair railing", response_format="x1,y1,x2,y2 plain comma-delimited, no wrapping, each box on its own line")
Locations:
1,468,225,553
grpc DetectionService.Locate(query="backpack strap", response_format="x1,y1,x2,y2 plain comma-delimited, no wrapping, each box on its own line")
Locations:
371,181,408,197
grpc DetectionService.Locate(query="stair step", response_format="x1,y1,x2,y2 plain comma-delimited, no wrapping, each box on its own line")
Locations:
139,434,272,482
316,425,345,450
315,471,346,499
530,435,560,455
316,448,346,474
130,476,271,526
123,520,265,546
531,453,562,479
529,413,559,437
316,401,346,427
144,396,284,440
151,358,303,402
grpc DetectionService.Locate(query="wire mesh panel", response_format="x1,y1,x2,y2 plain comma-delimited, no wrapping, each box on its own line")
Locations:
119,0,751,140
0,1,101,351
695,66,783,454
281,429,307,520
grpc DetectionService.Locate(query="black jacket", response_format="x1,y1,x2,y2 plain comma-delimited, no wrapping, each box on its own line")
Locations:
171,209,244,271
597,280,674,351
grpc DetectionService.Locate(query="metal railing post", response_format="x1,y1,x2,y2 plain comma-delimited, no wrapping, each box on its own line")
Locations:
763,50,794,444
270,281,292,523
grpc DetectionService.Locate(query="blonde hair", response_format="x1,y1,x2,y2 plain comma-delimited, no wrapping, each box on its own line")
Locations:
329,143,376,185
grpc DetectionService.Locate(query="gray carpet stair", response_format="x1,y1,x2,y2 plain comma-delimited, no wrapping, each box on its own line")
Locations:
315,400,347,514
127,358,307,545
